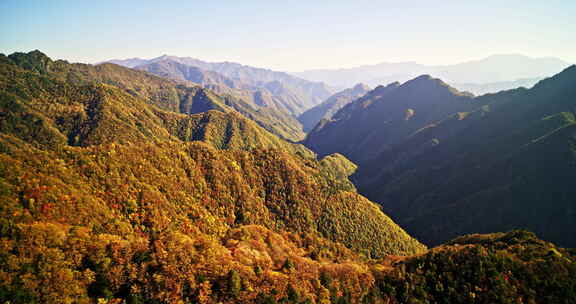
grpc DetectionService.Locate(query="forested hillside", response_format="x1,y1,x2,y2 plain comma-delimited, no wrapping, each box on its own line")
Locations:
4,1,576,303
1,50,574,304
134,59,309,142
6,50,307,142
305,66,576,248
113,55,335,116
0,51,435,304
305,76,475,163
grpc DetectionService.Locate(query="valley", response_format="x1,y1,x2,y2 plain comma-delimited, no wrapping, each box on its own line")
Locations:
1,48,575,304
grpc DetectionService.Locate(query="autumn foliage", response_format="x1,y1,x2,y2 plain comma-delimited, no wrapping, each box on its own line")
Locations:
0,51,574,304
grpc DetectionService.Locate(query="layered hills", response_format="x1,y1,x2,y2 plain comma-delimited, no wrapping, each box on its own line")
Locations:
133,59,307,140
13,50,306,142
109,55,335,116
298,83,370,132
1,50,426,303
305,75,475,163
452,77,542,96
1,50,575,304
296,54,570,95
305,66,576,248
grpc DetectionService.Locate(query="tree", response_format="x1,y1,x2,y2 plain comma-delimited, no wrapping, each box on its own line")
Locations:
227,269,241,297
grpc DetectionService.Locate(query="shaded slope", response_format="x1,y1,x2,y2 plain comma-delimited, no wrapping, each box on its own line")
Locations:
357,66,576,247
304,67,576,248
305,76,474,163
298,83,370,132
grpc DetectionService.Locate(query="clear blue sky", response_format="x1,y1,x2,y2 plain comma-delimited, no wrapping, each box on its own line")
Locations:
1,0,574,71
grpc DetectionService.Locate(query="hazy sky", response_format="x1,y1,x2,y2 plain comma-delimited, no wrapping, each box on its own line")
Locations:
1,0,575,71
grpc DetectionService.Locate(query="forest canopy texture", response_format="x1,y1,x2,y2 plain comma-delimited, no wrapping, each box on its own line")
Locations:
0,51,574,304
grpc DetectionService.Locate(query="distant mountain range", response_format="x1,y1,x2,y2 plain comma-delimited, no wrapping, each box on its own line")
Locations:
304,65,576,248
295,54,571,95
450,77,543,96
105,55,335,116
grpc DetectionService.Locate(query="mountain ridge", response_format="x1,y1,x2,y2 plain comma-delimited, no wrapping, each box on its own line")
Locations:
295,54,571,95
0,49,425,255
305,65,576,248
2,50,576,304
305,74,475,163
105,54,336,115
298,83,371,132
10,50,307,142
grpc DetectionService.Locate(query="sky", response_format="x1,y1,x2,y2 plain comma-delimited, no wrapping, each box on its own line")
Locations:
1,0,575,72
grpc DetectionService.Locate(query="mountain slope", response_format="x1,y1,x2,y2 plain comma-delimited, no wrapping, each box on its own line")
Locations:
0,51,431,302
10,50,308,142
134,59,307,141
7,50,229,115
150,55,335,108
306,66,576,248
135,59,245,89
304,76,475,164
2,51,575,304
298,83,370,132
108,54,336,115
380,230,576,303
0,52,310,154
358,66,576,247
0,133,426,303
216,93,306,142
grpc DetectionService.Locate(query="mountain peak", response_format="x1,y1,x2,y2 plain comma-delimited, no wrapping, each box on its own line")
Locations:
413,74,433,81
153,54,176,61
9,49,51,61
28,49,49,57
7,49,53,73
404,74,447,87
102,57,150,68
352,83,371,92
400,74,471,96
371,81,400,94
